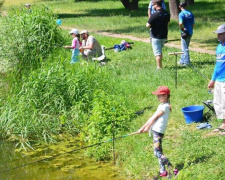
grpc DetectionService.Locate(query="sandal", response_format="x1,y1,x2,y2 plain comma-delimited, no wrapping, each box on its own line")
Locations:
219,129,225,135
212,127,225,132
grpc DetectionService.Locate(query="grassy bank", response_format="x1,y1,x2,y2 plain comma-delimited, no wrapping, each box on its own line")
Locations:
0,0,225,179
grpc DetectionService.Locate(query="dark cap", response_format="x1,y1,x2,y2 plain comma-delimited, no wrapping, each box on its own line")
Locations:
179,1,187,7
152,0,162,5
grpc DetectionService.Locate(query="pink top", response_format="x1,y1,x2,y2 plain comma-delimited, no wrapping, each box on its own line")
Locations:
71,37,80,49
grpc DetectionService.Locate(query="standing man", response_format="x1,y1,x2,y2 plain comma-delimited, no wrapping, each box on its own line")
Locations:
178,1,195,66
79,30,102,59
146,0,170,70
208,24,225,135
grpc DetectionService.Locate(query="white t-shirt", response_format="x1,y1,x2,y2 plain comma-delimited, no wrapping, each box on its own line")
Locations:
152,103,170,134
82,35,102,53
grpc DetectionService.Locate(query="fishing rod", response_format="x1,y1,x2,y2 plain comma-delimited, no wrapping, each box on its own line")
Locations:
135,106,152,116
1,132,139,173
33,39,64,48
105,42,134,50
189,64,210,81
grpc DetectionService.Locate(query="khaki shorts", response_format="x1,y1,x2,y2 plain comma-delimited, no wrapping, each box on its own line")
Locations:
213,81,225,119
83,49,102,58
152,38,166,56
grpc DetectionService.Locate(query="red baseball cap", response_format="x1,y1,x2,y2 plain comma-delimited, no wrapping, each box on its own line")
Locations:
152,86,170,95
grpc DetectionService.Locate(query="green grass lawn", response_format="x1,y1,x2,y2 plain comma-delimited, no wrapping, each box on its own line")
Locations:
2,0,224,50
97,35,224,180
1,0,225,179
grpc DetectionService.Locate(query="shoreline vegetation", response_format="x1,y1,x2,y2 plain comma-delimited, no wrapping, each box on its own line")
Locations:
0,0,225,179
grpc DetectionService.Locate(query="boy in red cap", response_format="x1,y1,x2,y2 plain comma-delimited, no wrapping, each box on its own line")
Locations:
138,86,178,178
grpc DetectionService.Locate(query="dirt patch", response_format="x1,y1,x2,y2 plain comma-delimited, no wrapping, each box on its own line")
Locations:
96,31,215,55
61,26,215,55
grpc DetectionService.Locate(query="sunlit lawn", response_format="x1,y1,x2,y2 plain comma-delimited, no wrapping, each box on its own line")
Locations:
1,0,225,179
2,0,225,50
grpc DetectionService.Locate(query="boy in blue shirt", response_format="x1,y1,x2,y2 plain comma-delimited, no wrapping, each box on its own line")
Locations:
208,24,225,135
178,1,195,66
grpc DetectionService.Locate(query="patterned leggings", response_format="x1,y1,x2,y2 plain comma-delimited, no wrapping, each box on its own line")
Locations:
152,130,172,173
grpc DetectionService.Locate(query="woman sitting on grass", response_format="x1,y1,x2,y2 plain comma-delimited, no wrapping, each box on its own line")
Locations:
138,86,178,178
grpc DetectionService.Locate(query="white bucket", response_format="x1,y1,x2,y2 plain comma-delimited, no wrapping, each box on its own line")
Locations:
114,48,120,53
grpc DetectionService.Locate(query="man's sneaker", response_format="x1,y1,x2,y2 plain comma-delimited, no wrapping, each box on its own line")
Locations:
159,171,168,177
173,168,179,176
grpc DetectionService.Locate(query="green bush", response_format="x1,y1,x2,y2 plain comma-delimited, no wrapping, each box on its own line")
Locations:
0,60,103,142
0,6,64,71
0,57,134,158
83,90,134,160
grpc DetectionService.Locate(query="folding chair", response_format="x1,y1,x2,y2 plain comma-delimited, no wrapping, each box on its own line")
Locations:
202,100,216,121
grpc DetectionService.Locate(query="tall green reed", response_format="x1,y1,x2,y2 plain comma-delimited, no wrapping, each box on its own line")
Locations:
0,6,64,72
0,55,134,157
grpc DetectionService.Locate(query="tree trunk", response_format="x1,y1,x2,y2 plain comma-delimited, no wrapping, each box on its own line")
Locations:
120,0,138,10
169,0,180,20
121,0,130,10
186,0,194,5
130,0,138,10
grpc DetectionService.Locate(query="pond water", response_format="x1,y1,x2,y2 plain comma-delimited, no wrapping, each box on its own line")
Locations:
0,138,125,180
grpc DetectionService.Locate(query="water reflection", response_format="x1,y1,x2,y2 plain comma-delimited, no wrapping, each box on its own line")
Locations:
0,139,124,180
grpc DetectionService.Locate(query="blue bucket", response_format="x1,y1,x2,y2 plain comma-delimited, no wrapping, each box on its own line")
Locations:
181,105,204,124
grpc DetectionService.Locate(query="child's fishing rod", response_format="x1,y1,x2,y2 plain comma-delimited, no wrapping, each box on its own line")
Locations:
31,39,65,48
0,132,139,173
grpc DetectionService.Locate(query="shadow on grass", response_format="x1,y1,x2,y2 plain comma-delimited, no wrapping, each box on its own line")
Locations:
191,61,215,66
189,1,225,21
58,2,149,19
102,25,148,35
58,1,224,21
57,1,224,38
168,39,180,42
57,0,225,21
176,154,213,171
196,38,218,47
165,65,187,70
166,59,215,71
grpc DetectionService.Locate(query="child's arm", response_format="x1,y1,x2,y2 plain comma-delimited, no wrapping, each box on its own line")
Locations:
138,110,164,133
65,39,77,49
80,42,93,50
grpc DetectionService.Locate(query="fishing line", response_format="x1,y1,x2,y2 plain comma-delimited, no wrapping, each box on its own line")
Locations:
189,64,210,81
0,132,138,173
33,39,64,48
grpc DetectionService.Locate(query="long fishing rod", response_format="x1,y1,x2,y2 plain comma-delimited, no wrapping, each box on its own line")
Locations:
33,39,64,48
1,132,139,173
105,42,134,50
189,64,210,81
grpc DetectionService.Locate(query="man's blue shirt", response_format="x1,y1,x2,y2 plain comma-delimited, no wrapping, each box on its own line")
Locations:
179,9,195,35
211,42,225,82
